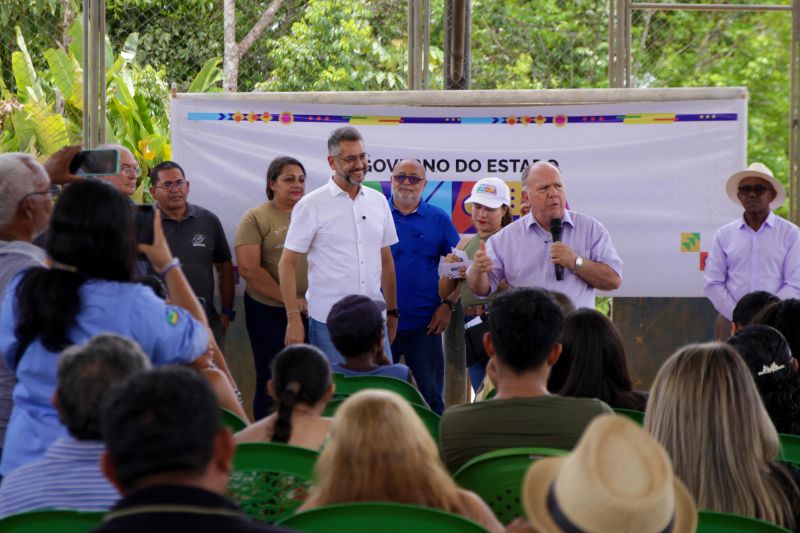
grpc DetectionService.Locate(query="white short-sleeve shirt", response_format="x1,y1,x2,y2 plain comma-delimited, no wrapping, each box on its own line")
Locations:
284,178,398,322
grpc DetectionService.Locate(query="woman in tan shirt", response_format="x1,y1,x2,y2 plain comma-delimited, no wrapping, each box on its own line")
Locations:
235,156,309,420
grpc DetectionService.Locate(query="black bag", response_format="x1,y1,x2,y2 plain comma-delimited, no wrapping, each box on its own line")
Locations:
464,318,489,367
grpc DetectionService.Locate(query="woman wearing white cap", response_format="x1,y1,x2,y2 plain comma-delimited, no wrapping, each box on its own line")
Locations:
439,177,512,392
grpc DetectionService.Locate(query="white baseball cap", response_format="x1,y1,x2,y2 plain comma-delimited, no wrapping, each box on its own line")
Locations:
464,177,511,209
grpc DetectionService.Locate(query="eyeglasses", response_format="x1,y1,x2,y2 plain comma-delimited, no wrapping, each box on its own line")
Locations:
393,174,424,185
22,189,52,201
333,153,370,165
156,180,187,191
738,185,773,196
120,164,140,176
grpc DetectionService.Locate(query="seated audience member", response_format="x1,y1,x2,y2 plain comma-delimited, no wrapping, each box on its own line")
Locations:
299,390,503,532
731,291,779,335
755,298,800,359
0,179,209,476
475,289,575,402
327,295,415,384
553,309,646,411
439,288,612,473
729,325,800,436
96,367,292,533
645,342,800,530
235,345,333,450
0,334,149,515
513,414,697,533
0,146,81,463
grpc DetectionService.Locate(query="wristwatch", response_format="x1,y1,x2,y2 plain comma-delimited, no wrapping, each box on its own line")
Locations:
441,299,457,312
574,256,584,271
386,308,400,318
221,308,237,321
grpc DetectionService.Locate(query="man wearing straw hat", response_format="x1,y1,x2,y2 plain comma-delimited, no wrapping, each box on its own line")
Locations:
704,163,800,338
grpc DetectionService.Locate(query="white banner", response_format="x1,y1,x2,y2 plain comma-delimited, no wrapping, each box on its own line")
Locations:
171,91,746,297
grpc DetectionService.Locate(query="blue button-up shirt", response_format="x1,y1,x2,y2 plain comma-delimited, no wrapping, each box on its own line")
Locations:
390,198,459,331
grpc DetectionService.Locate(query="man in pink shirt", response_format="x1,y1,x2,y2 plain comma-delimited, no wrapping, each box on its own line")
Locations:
704,163,800,338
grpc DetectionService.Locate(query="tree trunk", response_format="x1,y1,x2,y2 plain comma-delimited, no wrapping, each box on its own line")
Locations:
223,0,238,92
223,0,284,92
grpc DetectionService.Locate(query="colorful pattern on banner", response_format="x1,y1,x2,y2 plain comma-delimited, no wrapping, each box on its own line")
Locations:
171,96,746,298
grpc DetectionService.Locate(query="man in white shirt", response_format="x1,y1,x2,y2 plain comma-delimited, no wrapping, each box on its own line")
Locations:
279,127,398,363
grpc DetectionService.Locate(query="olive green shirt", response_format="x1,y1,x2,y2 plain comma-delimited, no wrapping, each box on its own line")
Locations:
440,395,613,473
234,202,308,307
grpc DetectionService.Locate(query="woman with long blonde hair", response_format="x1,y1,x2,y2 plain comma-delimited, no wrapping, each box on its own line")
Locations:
299,390,503,532
645,342,800,529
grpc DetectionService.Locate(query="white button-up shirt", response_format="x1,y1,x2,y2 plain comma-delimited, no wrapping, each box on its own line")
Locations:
284,178,398,322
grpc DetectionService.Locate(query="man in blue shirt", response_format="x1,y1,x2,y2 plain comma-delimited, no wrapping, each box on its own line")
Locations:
389,159,459,414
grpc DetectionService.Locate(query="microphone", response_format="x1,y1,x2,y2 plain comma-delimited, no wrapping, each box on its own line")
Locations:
550,218,563,281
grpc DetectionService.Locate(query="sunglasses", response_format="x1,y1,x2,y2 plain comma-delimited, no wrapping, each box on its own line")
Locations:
737,185,773,196
393,174,424,185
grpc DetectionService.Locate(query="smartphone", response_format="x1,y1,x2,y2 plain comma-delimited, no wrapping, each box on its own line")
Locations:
134,205,155,245
69,149,120,176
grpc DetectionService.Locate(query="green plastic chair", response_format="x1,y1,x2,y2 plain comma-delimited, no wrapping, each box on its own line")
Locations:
323,397,441,442
697,510,790,532
453,447,569,524
227,442,319,524
277,502,490,532
332,374,428,407
613,407,645,425
221,407,248,432
0,509,104,532
779,433,800,466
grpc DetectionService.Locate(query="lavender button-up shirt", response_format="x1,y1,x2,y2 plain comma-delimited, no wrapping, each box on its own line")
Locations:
478,210,623,310
703,212,800,320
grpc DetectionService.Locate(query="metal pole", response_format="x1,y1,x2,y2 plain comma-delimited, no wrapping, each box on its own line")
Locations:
624,0,632,87
423,0,431,90
632,3,791,12
82,4,90,147
791,0,800,223
88,0,99,147
608,0,617,87
98,0,107,144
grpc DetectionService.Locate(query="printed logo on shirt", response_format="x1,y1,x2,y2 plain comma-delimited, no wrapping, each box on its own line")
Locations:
166,307,180,326
192,233,207,247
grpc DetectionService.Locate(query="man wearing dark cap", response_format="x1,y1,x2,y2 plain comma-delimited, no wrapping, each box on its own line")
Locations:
704,162,800,338
327,295,415,385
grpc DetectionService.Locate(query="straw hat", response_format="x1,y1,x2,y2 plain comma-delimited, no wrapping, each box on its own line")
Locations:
521,414,697,533
725,163,786,210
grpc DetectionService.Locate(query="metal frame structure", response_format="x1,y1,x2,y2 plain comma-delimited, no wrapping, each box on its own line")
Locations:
609,1,798,223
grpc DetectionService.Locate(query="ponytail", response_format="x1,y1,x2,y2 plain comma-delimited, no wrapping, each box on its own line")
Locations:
271,381,301,443
13,267,87,367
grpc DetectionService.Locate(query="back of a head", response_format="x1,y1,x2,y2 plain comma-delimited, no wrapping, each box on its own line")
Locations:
729,325,793,389
47,178,134,280
0,153,49,228
755,299,800,362
557,309,637,408
327,294,384,359
271,344,331,443
101,366,222,491
645,342,791,524
58,334,150,440
487,287,564,373
733,291,779,329
314,390,459,509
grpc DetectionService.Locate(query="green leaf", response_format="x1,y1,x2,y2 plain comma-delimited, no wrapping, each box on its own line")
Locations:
187,57,222,93
44,48,76,102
